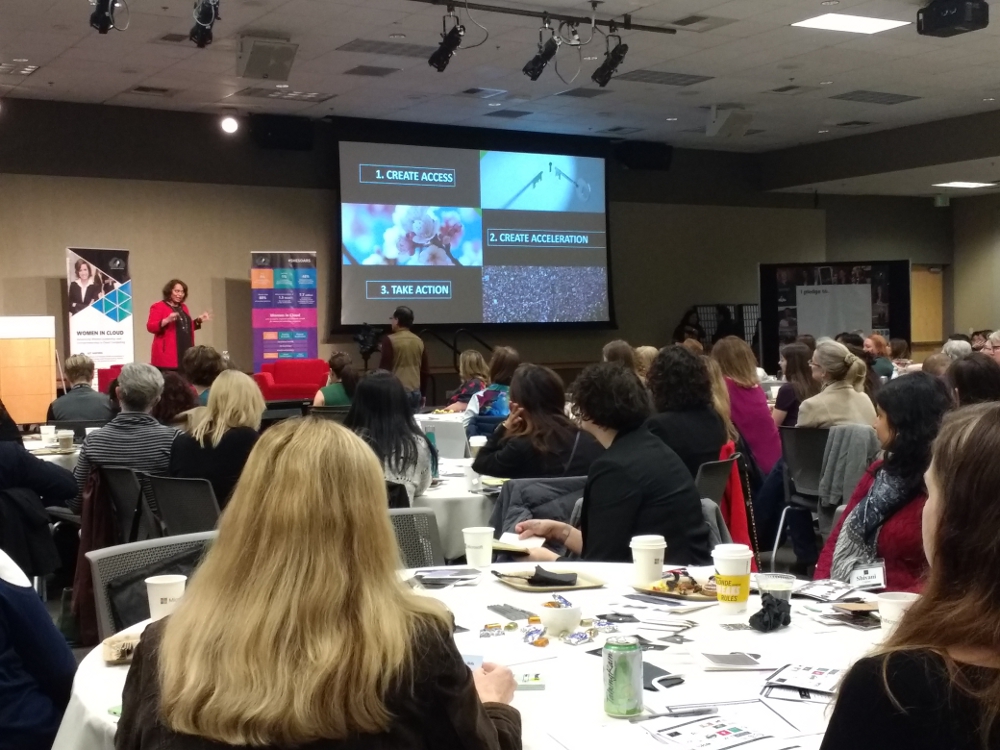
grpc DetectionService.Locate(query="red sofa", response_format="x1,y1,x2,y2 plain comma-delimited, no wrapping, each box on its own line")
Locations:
253,359,329,401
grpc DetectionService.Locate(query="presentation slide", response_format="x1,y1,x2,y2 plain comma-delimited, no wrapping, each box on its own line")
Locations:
338,141,610,325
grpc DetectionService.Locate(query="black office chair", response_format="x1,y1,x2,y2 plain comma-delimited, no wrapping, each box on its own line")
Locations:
260,407,302,432
773,426,831,571
48,420,109,442
694,456,738,506
310,405,351,424
143,475,221,535
100,467,161,544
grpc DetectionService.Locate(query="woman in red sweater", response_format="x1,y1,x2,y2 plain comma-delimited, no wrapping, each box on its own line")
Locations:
146,279,210,370
816,372,953,592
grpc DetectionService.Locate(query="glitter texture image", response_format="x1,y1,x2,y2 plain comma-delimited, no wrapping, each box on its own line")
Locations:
482,266,609,323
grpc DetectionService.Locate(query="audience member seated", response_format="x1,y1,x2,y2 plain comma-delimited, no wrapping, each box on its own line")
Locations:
472,364,603,479
463,347,520,427
106,378,121,417
889,337,912,375
645,346,727,479
822,402,1000,750
116,418,521,750
701,356,739,443
815,372,952,591
0,440,76,506
943,338,973,362
345,371,434,503
681,338,704,355
863,333,894,378
70,363,179,514
946,352,1000,406
312,351,357,408
671,307,705,344
47,354,113,422
970,329,991,352
847,344,882,405
835,331,865,348
443,349,490,412
798,340,876,428
170,371,264,508
772,342,820,428
602,339,637,373
981,330,1000,366
922,352,952,377
796,334,817,354
0,549,77,750
181,345,225,406
514,363,712,566
712,336,781,473
0,400,19,442
634,346,658,384
150,372,199,429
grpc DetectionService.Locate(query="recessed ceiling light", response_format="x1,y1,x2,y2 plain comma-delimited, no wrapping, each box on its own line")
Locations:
818,129,830,133
820,80,833,85
13,58,28,63
821,0,839,5
932,181,996,189
275,84,289,88
220,116,239,134
666,117,678,121
984,97,996,102
488,102,502,107
792,13,910,34
389,33,406,39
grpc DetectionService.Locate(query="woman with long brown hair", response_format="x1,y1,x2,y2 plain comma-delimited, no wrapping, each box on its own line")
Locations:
117,417,520,750
822,402,1000,749
772,342,820,428
472,364,603,479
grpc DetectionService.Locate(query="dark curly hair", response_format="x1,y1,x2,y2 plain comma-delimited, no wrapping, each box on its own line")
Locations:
647,346,712,412
876,371,953,502
570,362,651,433
162,278,188,302
946,352,1000,406
151,371,199,425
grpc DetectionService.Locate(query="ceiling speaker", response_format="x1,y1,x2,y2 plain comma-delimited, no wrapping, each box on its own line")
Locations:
706,107,753,138
237,35,299,81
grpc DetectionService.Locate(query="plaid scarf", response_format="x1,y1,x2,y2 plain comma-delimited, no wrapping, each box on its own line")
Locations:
831,469,908,582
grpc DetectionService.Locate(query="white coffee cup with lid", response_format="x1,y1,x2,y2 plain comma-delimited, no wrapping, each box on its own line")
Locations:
630,534,667,586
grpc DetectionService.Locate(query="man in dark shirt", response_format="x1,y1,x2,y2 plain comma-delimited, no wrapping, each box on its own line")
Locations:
0,442,77,506
47,354,114,422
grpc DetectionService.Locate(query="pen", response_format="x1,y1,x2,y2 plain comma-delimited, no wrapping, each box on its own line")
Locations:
629,707,717,723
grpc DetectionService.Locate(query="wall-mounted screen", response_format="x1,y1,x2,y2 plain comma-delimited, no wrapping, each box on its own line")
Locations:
338,141,610,326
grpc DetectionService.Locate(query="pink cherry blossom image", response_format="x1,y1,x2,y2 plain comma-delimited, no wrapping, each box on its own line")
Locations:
341,203,482,266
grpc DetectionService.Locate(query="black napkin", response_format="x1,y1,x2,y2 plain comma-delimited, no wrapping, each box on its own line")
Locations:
748,593,791,633
527,566,577,586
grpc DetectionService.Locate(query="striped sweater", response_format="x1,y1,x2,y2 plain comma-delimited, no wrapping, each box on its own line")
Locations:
70,413,178,513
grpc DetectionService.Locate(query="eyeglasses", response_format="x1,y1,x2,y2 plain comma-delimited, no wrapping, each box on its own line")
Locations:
809,360,821,368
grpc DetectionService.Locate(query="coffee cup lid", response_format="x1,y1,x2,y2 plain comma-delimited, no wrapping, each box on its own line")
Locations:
630,534,666,549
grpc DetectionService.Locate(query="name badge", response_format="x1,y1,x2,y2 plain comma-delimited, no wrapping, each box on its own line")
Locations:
848,560,886,590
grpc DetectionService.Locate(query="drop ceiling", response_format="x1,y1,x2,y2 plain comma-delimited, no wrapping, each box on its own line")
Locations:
3,0,1000,152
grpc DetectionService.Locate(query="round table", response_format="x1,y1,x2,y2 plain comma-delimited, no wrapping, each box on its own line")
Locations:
22,437,80,471
51,563,880,750
414,457,495,560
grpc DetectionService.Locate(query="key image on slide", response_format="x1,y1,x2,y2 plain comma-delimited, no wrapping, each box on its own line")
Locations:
479,151,605,213
342,204,483,267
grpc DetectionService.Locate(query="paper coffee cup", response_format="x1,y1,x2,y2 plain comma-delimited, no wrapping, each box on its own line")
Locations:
40,425,56,439
630,535,667,586
464,465,481,492
56,430,75,450
712,544,753,614
463,526,495,567
469,435,487,458
145,574,187,620
877,592,919,632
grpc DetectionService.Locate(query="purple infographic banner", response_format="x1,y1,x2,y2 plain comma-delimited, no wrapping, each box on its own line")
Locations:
251,251,318,372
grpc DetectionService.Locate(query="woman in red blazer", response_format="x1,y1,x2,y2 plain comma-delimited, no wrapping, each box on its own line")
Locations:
147,279,211,370
815,372,952,592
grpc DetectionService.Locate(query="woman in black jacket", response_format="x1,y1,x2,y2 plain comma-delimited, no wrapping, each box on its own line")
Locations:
644,345,728,479
472,364,602,479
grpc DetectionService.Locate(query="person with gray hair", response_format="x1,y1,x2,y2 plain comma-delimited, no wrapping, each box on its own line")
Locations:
978,330,1000,367
941,338,972,362
47,354,114,422
69,363,179,514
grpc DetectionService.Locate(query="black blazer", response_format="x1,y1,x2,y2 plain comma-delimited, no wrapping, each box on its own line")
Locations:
169,428,259,508
579,427,712,566
645,408,728,480
472,425,603,479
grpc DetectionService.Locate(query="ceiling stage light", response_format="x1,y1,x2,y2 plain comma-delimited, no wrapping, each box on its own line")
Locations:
428,22,464,72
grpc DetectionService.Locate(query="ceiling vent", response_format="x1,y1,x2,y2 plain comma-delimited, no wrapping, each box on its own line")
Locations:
485,109,532,118
457,87,507,99
768,84,818,95
157,32,189,43
557,88,609,98
337,38,439,58
233,87,335,102
615,69,714,87
830,90,920,105
237,35,299,81
698,102,745,111
344,65,400,77
669,15,736,31
0,63,38,76
130,85,174,96
597,125,643,134
836,120,874,128
745,128,766,135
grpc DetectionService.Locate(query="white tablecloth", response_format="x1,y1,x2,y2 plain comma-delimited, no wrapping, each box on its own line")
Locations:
23,438,80,471
52,562,881,750
414,457,494,560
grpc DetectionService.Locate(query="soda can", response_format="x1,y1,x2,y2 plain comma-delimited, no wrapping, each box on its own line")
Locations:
602,635,643,717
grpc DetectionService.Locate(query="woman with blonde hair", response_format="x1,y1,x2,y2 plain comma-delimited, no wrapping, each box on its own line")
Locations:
445,349,491,412
634,345,659,382
118,418,520,750
798,340,876,428
712,336,781,473
169,370,265,507
701,355,738,442
822,402,1000,749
